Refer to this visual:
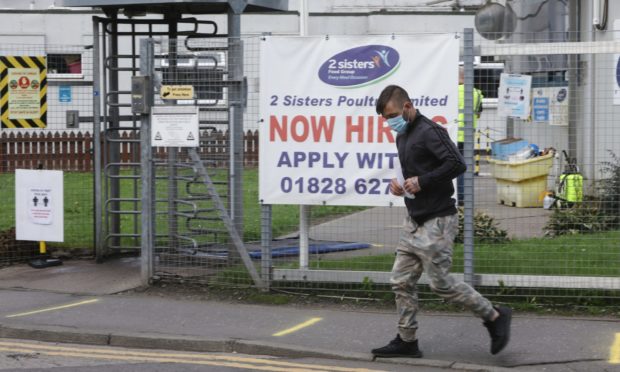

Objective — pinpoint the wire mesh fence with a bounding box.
[142,30,620,306]
[149,37,264,286]
[2,29,619,307]
[260,30,620,305]
[0,44,94,267]
[147,37,400,290]
[465,30,620,302]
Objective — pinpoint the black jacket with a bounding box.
[396,112,466,225]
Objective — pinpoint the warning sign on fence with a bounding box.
[151,106,199,147]
[0,56,47,128]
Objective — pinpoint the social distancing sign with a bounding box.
[15,169,64,242]
[0,56,47,128]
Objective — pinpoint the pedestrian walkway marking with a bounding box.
[5,299,99,318]
[0,340,385,372]
[609,333,620,363]
[272,317,323,337]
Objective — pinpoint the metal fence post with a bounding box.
[228,7,244,236]
[463,28,475,286]
[260,204,272,291]
[139,38,155,285]
[299,205,309,269]
[108,13,121,253]
[92,17,103,261]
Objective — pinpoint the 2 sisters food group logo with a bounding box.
[616,56,620,88]
[318,45,400,88]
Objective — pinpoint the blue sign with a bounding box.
[533,97,549,122]
[59,85,72,103]
[318,45,400,88]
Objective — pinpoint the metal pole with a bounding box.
[166,15,179,252]
[139,38,155,286]
[299,0,308,36]
[92,17,103,262]
[463,28,475,286]
[228,6,244,235]
[260,204,272,291]
[298,0,310,270]
[108,12,121,252]
[506,117,514,138]
[299,205,309,269]
[101,19,109,257]
[585,0,597,188]
[568,0,580,163]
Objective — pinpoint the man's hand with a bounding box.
[403,176,421,195]
[389,178,404,196]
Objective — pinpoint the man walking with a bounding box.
[371,85,511,358]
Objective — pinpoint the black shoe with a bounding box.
[484,306,512,355]
[371,334,423,358]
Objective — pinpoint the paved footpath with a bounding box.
[1,288,619,372]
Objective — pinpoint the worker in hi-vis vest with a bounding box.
[457,66,483,206]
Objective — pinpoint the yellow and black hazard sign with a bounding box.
[0,56,47,128]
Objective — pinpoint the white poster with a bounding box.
[532,87,568,126]
[151,106,199,147]
[498,73,532,119]
[15,169,64,242]
[259,35,459,206]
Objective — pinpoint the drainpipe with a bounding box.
[568,0,579,168]
[584,0,596,189]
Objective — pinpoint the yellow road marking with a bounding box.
[0,346,320,372]
[272,317,322,337]
[0,341,385,372]
[5,299,99,318]
[609,333,620,363]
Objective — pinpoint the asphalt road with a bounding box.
[0,339,456,372]
[1,288,620,371]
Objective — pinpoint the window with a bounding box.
[47,54,83,79]
[474,64,503,100]
[48,54,81,74]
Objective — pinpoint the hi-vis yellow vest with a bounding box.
[458,84,483,143]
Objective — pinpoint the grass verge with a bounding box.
[0,169,365,249]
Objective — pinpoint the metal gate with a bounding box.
[91,7,265,286]
[126,36,263,288]
[94,17,231,258]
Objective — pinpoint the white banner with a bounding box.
[259,35,459,206]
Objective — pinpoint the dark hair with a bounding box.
[375,85,411,115]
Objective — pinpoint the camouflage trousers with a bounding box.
[391,214,495,342]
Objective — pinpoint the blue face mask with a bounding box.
[387,115,408,134]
